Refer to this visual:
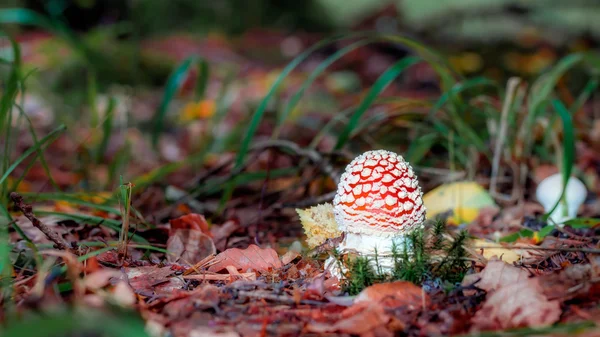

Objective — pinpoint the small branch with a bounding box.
[10,192,72,252]
[476,245,600,254]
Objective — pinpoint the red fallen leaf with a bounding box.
[307,302,388,334]
[208,244,282,273]
[169,213,211,236]
[355,281,428,310]
[471,278,561,330]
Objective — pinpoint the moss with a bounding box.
[341,219,471,294]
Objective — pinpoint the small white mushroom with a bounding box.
[535,173,587,224]
[326,150,426,277]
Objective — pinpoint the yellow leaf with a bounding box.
[423,181,497,224]
[471,239,522,263]
[296,203,341,248]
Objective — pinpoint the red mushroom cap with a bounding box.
[333,150,425,236]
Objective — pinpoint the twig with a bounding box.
[251,139,340,183]
[235,290,324,306]
[281,191,337,209]
[476,245,600,254]
[10,192,72,252]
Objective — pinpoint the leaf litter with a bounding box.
[4,17,600,337]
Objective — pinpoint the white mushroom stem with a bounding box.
[535,173,587,225]
[325,232,410,278]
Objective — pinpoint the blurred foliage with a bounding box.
[7,0,333,36]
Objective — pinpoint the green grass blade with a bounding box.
[21,192,119,214]
[523,53,584,156]
[542,99,576,221]
[570,77,598,113]
[10,106,61,192]
[0,8,98,66]
[406,132,438,164]
[2,307,150,337]
[194,59,210,100]
[273,39,371,138]
[152,57,194,147]
[429,76,497,119]
[152,56,207,148]
[0,124,66,189]
[334,56,421,149]
[96,97,116,163]
[33,210,148,244]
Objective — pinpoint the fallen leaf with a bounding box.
[281,250,300,265]
[462,259,529,292]
[126,266,184,295]
[169,213,211,236]
[211,220,240,251]
[296,203,341,248]
[83,269,123,290]
[471,278,561,330]
[464,259,561,330]
[355,281,427,310]
[469,239,537,264]
[208,244,282,273]
[306,302,388,334]
[423,181,498,224]
[167,229,216,265]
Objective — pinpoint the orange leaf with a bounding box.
[208,244,282,273]
[169,213,211,236]
[355,281,428,310]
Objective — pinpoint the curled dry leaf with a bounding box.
[167,229,216,266]
[296,203,341,248]
[208,244,282,273]
[168,213,216,265]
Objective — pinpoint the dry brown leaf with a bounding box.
[208,244,282,273]
[462,259,529,292]
[306,302,388,334]
[471,278,561,330]
[167,229,216,265]
[355,281,427,310]
[83,269,123,290]
[126,266,184,295]
[281,250,300,265]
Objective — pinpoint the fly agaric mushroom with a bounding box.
[536,173,587,224]
[327,150,426,275]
